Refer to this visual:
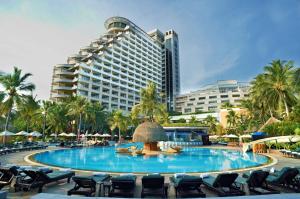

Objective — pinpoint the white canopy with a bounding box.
[240,134,252,138]
[66,133,76,137]
[222,134,239,138]
[29,131,42,137]
[58,132,68,136]
[16,131,29,136]
[0,130,15,136]
[86,134,93,137]
[209,135,220,139]
[93,133,101,137]
[50,133,57,137]
[100,133,111,137]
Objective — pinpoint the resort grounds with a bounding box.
[1,145,299,199]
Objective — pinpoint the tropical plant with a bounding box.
[221,102,234,109]
[226,109,238,129]
[14,95,40,132]
[203,115,218,134]
[47,102,69,135]
[109,110,128,143]
[67,96,89,138]
[132,82,168,123]
[250,60,297,118]
[0,67,35,130]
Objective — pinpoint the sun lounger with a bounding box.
[16,169,74,192]
[266,167,299,192]
[141,174,168,198]
[240,170,280,194]
[68,174,110,196]
[109,174,137,198]
[202,173,245,197]
[0,166,19,190]
[170,174,206,198]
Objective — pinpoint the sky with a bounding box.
[0,0,300,100]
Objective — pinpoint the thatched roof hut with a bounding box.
[133,122,167,143]
[258,117,281,132]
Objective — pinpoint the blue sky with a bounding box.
[0,0,300,99]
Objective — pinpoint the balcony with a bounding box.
[52,86,73,90]
[51,93,71,98]
[53,78,73,83]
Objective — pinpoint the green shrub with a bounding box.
[263,121,300,136]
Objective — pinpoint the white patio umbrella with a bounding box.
[209,135,220,139]
[0,130,15,145]
[222,134,239,138]
[58,132,68,136]
[29,131,42,137]
[240,134,251,138]
[66,133,76,137]
[16,131,29,136]
[93,133,101,137]
[86,134,93,137]
[50,133,57,137]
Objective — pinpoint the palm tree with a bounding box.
[109,110,128,143]
[16,95,40,132]
[67,96,89,139]
[39,100,55,140]
[203,115,217,134]
[132,82,168,123]
[47,103,69,135]
[0,67,35,130]
[221,102,234,109]
[84,101,106,132]
[251,60,297,118]
[226,109,238,129]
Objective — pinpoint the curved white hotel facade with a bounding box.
[176,80,250,113]
[50,17,180,111]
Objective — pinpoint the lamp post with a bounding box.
[42,111,46,142]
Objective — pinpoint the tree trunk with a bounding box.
[78,113,82,141]
[118,128,121,143]
[42,113,46,141]
[4,107,12,131]
[268,107,273,117]
[283,99,289,118]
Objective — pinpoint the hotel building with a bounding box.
[175,80,250,114]
[50,17,180,111]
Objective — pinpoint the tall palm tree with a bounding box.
[39,100,55,140]
[84,101,106,132]
[203,115,217,134]
[0,67,35,130]
[226,109,238,129]
[109,110,128,143]
[251,60,296,118]
[221,102,234,109]
[67,96,89,139]
[132,82,168,123]
[47,103,69,135]
[16,95,40,132]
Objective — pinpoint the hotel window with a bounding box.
[198,97,206,100]
[209,101,217,104]
[221,95,228,98]
[184,108,192,113]
[187,103,193,106]
[209,96,217,99]
[232,94,240,97]
[197,102,204,105]
[189,98,195,101]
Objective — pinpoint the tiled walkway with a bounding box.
[0,147,299,199]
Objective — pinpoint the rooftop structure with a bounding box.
[175,80,250,113]
[50,16,180,112]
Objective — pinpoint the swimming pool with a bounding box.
[32,145,270,173]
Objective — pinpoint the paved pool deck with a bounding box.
[0,146,299,199]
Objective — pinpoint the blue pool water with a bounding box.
[33,144,270,173]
